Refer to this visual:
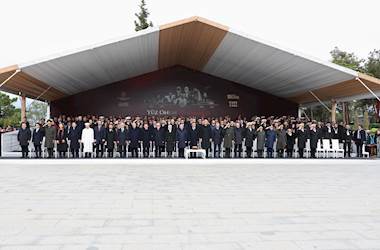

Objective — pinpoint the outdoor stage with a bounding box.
[0,159,379,250]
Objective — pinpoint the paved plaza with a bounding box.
[0,159,379,250]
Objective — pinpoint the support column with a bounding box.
[21,94,26,122]
[46,102,50,120]
[298,106,302,119]
[331,99,337,123]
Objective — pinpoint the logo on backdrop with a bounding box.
[227,94,239,108]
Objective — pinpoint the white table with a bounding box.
[184,148,206,159]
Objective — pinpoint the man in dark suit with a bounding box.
[244,122,256,158]
[176,123,188,158]
[68,121,81,158]
[343,124,353,158]
[17,122,31,158]
[32,123,44,158]
[296,123,307,158]
[140,123,152,158]
[200,119,212,158]
[116,123,128,158]
[309,123,319,158]
[353,125,366,158]
[93,120,106,158]
[127,121,140,158]
[212,122,223,158]
[188,121,199,158]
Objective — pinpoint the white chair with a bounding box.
[362,144,370,158]
[252,139,257,158]
[331,139,344,158]
[304,139,311,158]
[316,141,325,158]
[322,139,334,158]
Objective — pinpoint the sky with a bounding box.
[0,0,379,69]
[1,0,380,107]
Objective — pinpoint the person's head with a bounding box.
[59,123,64,129]
[120,122,125,129]
[168,124,173,131]
[287,128,292,134]
[35,123,41,129]
[97,120,102,126]
[179,123,184,130]
[21,122,26,129]
[131,121,136,129]
[345,124,350,129]
[258,126,263,131]
[109,123,114,129]
[143,123,149,130]
[358,125,362,130]
[156,122,161,129]
[191,122,196,128]
[216,121,220,129]
[235,122,240,128]
[47,119,52,126]
[72,122,77,128]
[85,122,90,129]
[377,130,380,135]
[279,124,283,130]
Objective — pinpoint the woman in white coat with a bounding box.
[81,122,94,158]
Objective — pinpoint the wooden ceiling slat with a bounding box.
[159,16,229,71]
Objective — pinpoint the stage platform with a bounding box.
[0,159,379,250]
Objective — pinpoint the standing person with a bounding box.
[222,122,234,158]
[256,126,266,158]
[140,123,152,158]
[93,120,106,158]
[81,122,95,158]
[32,123,44,158]
[244,122,256,158]
[105,123,116,158]
[116,123,128,158]
[276,124,286,158]
[68,121,81,158]
[296,123,307,158]
[165,124,176,157]
[56,123,68,158]
[377,130,380,158]
[17,122,31,158]
[212,122,223,158]
[233,122,243,158]
[127,121,140,158]
[265,125,276,158]
[176,123,188,158]
[200,119,212,158]
[343,124,353,158]
[309,124,319,158]
[44,119,56,158]
[188,122,199,158]
[153,122,165,158]
[353,125,366,158]
[286,128,296,158]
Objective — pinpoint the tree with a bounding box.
[134,0,153,31]
[26,101,48,126]
[330,47,365,72]
[0,92,20,127]
[366,49,380,78]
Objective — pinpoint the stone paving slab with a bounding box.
[0,159,379,250]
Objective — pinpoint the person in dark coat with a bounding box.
[323,122,333,140]
[265,125,276,158]
[176,123,188,158]
[343,124,353,158]
[44,119,56,158]
[276,124,287,158]
[32,123,44,158]
[140,123,152,158]
[286,128,296,158]
[68,121,81,158]
[296,123,307,158]
[212,122,223,158]
[256,126,266,158]
[222,122,234,158]
[116,123,128,158]
[200,119,212,158]
[188,122,199,158]
[152,123,165,158]
[234,122,244,158]
[244,122,256,158]
[17,122,31,158]
[309,124,319,158]
[93,120,106,158]
[165,124,176,157]
[105,123,116,158]
[127,122,140,158]
[353,125,366,157]
[56,123,68,158]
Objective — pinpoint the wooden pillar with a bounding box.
[331,99,337,123]
[21,94,26,122]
